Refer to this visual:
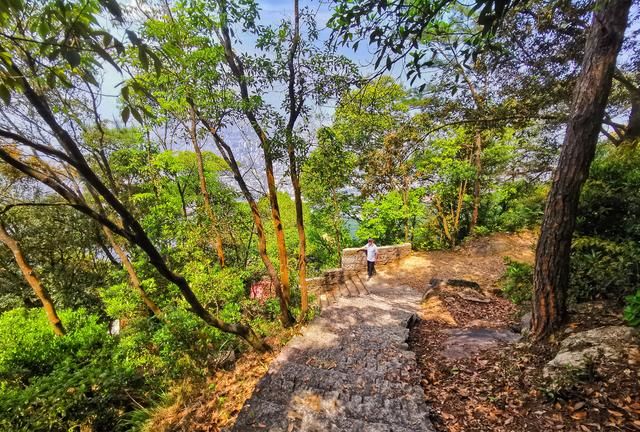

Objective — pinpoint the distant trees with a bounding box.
[0,0,268,350]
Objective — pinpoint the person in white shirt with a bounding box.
[362,238,378,279]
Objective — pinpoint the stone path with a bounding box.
[231,276,434,432]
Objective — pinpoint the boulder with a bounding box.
[446,279,481,291]
[544,326,639,379]
[457,287,491,303]
[518,312,532,336]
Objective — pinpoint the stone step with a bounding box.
[233,394,433,432]
[249,363,429,427]
[289,322,410,348]
[273,345,420,381]
[255,361,427,408]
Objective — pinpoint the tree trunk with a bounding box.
[285,0,308,316]
[331,190,343,263]
[402,174,410,242]
[531,0,631,341]
[289,154,308,316]
[0,223,66,336]
[102,226,163,317]
[216,13,291,302]
[0,63,269,351]
[188,108,225,267]
[201,123,294,327]
[264,156,291,302]
[470,132,482,232]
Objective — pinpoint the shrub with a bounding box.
[624,290,640,327]
[577,145,640,243]
[501,258,533,304]
[0,308,141,432]
[569,236,640,303]
[116,307,236,382]
[480,181,547,232]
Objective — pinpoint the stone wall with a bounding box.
[306,268,346,294]
[306,243,412,294]
[341,243,412,272]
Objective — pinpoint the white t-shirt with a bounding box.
[365,243,378,262]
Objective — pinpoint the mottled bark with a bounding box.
[532,0,631,341]
[0,223,65,336]
[188,108,225,267]
[470,132,482,232]
[286,0,308,316]
[102,227,162,316]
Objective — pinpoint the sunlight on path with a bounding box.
[231,275,434,432]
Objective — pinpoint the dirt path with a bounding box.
[377,231,536,294]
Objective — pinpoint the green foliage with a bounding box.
[302,129,357,270]
[0,206,109,314]
[0,308,140,432]
[577,145,640,243]
[570,145,640,306]
[569,236,640,303]
[480,181,547,232]
[501,259,533,304]
[357,189,425,244]
[624,290,640,327]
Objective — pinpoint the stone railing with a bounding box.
[306,243,412,294]
[341,243,412,272]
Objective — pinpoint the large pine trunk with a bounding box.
[0,223,66,336]
[531,0,631,340]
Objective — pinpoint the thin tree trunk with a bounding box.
[0,62,269,351]
[290,166,308,315]
[102,226,162,316]
[532,0,631,341]
[264,157,291,302]
[285,0,308,316]
[188,108,225,267]
[470,132,482,232]
[402,175,409,242]
[331,190,343,263]
[0,222,66,336]
[216,12,291,302]
[196,115,294,327]
[433,195,453,246]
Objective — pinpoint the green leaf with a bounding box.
[46,71,56,88]
[92,43,120,72]
[99,0,123,22]
[63,49,81,68]
[121,106,130,124]
[138,46,149,70]
[0,85,10,105]
[83,71,99,87]
[131,107,143,124]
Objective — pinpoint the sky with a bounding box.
[97,0,386,121]
[94,0,395,194]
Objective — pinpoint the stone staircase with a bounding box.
[231,277,434,432]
